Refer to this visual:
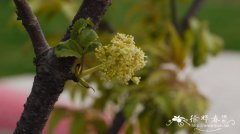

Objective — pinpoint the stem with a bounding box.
[79,64,102,78]
[170,0,178,30]
[107,111,125,134]
[178,0,205,36]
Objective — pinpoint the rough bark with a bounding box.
[13,0,112,134]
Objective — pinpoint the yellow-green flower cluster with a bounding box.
[95,33,147,85]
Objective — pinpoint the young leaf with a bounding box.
[192,24,208,67]
[55,39,82,58]
[70,18,93,41]
[86,41,102,53]
[77,28,98,48]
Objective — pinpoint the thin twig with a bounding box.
[107,111,125,134]
[178,0,205,35]
[170,0,178,30]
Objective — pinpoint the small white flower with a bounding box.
[172,116,183,123]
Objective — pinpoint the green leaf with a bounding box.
[149,113,161,134]
[69,18,100,53]
[70,112,86,134]
[207,34,223,56]
[86,41,102,52]
[201,29,223,56]
[91,117,108,134]
[70,18,93,41]
[55,39,82,58]
[167,23,186,68]
[192,24,208,67]
[48,107,67,134]
[153,96,172,117]
[123,96,139,119]
[139,117,149,134]
[126,124,134,134]
[77,28,98,47]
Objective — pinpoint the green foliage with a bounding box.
[29,0,82,20]
[55,18,100,58]
[55,39,82,58]
[123,95,140,120]
[190,19,223,67]
[70,112,86,134]
[48,107,68,134]
[126,124,134,134]
[90,117,108,134]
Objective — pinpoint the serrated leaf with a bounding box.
[48,107,67,134]
[55,39,82,58]
[71,18,94,40]
[71,19,89,40]
[68,18,100,53]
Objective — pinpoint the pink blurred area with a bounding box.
[0,85,127,134]
[0,86,69,134]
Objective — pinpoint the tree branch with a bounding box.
[99,20,115,33]
[178,0,205,35]
[13,0,111,133]
[13,0,50,57]
[62,0,112,41]
[107,111,125,134]
[170,0,178,30]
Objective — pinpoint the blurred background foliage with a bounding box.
[0,0,238,133]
